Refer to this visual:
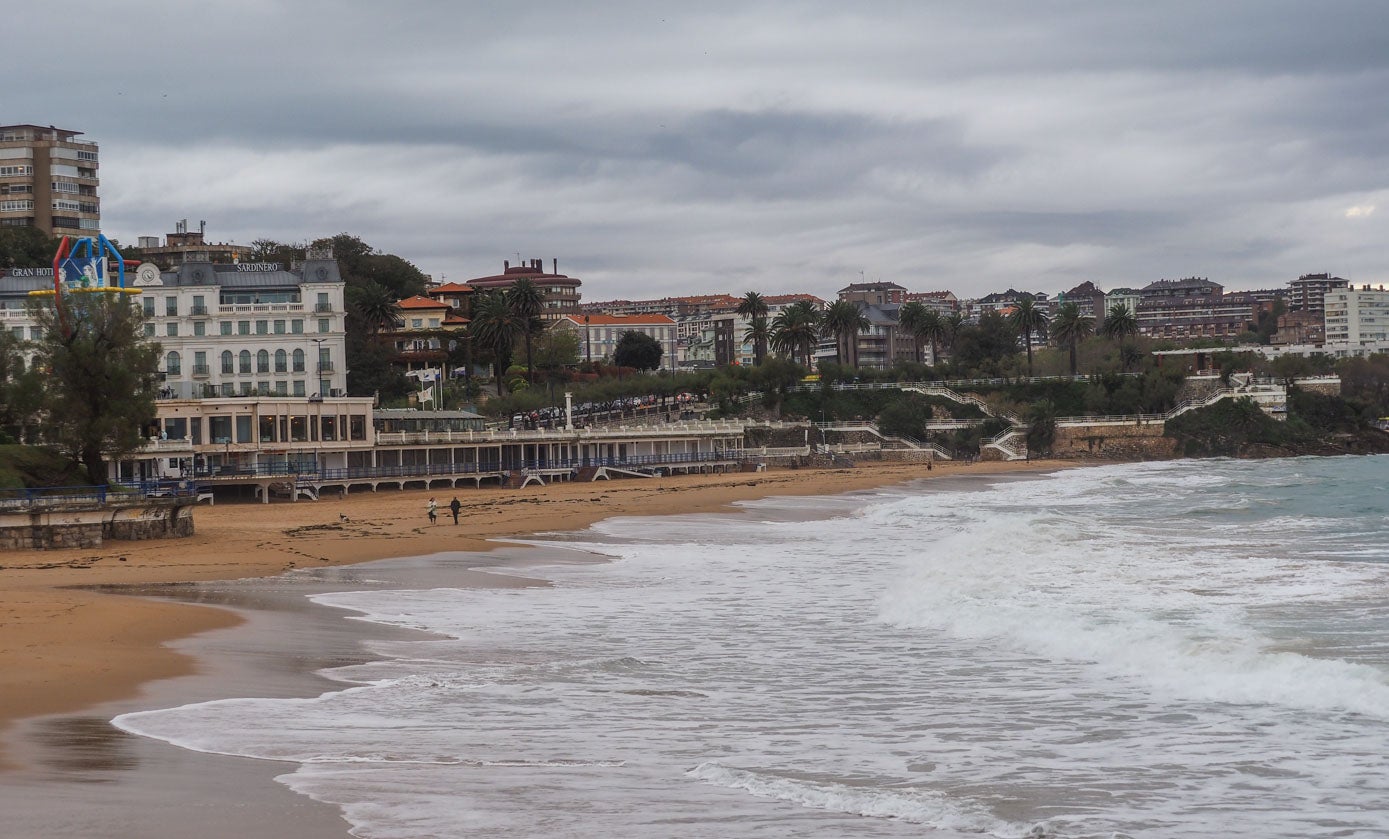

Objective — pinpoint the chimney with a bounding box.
[553,258,558,275]
[504,260,509,270]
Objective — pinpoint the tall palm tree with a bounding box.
[770,301,822,367]
[1007,298,1049,377]
[506,278,546,383]
[919,309,946,366]
[742,318,771,366]
[1049,302,1095,376]
[898,301,930,364]
[469,292,525,396]
[737,291,770,365]
[352,281,400,335]
[1102,303,1139,371]
[942,312,964,359]
[822,300,870,368]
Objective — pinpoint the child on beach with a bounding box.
[427,497,438,525]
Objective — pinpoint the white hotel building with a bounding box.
[1,249,374,480]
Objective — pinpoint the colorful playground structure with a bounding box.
[26,234,141,335]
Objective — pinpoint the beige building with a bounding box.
[0,124,99,237]
[552,313,678,370]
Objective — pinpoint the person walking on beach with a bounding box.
[449,496,461,525]
[427,497,438,525]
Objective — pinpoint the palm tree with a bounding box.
[898,301,930,364]
[506,278,546,384]
[919,309,946,366]
[942,312,964,359]
[1102,303,1139,371]
[737,291,770,365]
[770,301,822,367]
[1007,297,1049,377]
[469,292,525,395]
[821,300,870,367]
[352,281,400,335]
[1049,302,1095,376]
[742,318,771,366]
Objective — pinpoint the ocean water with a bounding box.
[115,457,1389,838]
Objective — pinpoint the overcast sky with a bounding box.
[12,2,1389,301]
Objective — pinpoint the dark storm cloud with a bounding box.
[8,1,1389,298]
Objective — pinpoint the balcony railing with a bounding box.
[316,362,335,373]
[191,364,211,377]
[190,305,210,316]
[314,302,334,313]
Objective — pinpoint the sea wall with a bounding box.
[0,500,194,551]
[1052,423,1178,460]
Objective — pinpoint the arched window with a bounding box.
[222,350,234,374]
[239,350,252,374]
[256,349,269,373]
[166,351,181,375]
[292,348,305,373]
[274,349,288,373]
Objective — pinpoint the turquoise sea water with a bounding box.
[117,456,1389,837]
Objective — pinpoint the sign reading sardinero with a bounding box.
[226,262,281,272]
[4,267,56,278]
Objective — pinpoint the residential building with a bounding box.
[903,290,959,315]
[1271,309,1325,346]
[1140,277,1223,300]
[464,258,581,319]
[1104,288,1142,320]
[383,295,467,375]
[134,220,249,268]
[839,281,907,307]
[552,313,678,371]
[0,124,100,236]
[1288,273,1349,313]
[1324,286,1389,346]
[1053,282,1106,319]
[425,281,476,318]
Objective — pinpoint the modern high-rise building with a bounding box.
[1288,273,1349,314]
[0,124,99,236]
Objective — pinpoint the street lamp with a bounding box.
[311,338,328,397]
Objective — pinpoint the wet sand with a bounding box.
[0,460,1070,836]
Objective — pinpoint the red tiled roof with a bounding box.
[398,295,449,310]
[558,313,675,326]
[429,282,475,294]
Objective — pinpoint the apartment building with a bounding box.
[0,124,99,236]
[464,258,581,319]
[552,313,678,370]
[1324,286,1389,346]
[134,220,249,269]
[1288,273,1349,314]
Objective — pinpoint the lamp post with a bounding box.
[311,338,328,397]
[584,315,592,364]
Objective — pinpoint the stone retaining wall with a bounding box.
[0,500,195,550]
[1052,423,1178,460]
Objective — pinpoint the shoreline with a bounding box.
[0,459,1072,766]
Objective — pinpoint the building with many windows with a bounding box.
[552,313,678,370]
[1,248,372,482]
[1324,286,1389,346]
[463,258,581,319]
[0,124,100,236]
[1288,273,1349,313]
[134,220,250,269]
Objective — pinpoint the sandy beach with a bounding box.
[0,459,1069,837]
